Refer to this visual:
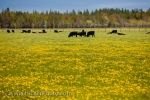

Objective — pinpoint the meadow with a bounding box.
[0,28,150,100]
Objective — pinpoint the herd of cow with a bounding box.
[68,30,95,37]
[6,29,150,37]
[7,29,47,33]
[6,29,95,37]
[21,29,47,33]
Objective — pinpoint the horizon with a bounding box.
[0,0,150,12]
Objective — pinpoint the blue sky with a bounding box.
[0,0,149,12]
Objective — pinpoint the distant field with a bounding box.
[0,28,150,100]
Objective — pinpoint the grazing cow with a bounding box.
[12,30,15,33]
[108,30,117,34]
[68,31,78,37]
[27,30,30,33]
[42,30,47,33]
[32,32,36,33]
[54,30,58,33]
[21,30,31,33]
[54,30,63,33]
[118,33,126,35]
[87,31,95,37]
[21,30,26,33]
[39,30,47,33]
[78,30,86,37]
[7,30,11,33]
[111,30,117,33]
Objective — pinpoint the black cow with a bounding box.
[21,30,26,33]
[54,30,58,33]
[54,30,63,33]
[7,30,11,33]
[27,30,31,33]
[68,31,78,37]
[108,30,118,34]
[42,30,47,33]
[39,30,47,33]
[87,31,95,37]
[12,30,15,33]
[111,30,117,33]
[118,33,126,35]
[22,30,31,33]
[32,32,36,33]
[78,30,86,37]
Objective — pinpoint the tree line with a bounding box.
[0,8,150,28]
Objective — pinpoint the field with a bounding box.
[0,28,150,100]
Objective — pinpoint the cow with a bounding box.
[108,30,118,34]
[68,31,78,37]
[21,30,26,33]
[27,30,30,33]
[32,32,36,33]
[21,30,31,33]
[39,30,47,33]
[118,33,126,35]
[7,29,11,33]
[42,30,47,33]
[87,31,95,37]
[12,30,15,33]
[54,30,58,33]
[78,30,86,37]
[112,30,117,33]
[54,30,63,33]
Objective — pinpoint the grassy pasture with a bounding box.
[0,28,150,100]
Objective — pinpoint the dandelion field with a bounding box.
[0,29,150,100]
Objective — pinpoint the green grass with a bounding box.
[0,29,150,100]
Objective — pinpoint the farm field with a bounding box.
[0,28,150,100]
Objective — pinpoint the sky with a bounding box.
[0,0,149,12]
